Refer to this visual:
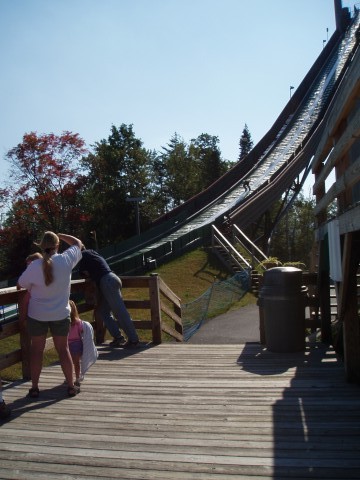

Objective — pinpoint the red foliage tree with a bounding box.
[6,131,87,232]
[0,131,88,278]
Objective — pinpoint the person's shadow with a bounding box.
[1,382,73,423]
[1,343,154,423]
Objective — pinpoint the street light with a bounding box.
[90,230,98,250]
[289,85,294,99]
[323,39,326,49]
[126,197,144,235]
[0,213,6,229]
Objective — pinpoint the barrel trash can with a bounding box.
[258,267,306,352]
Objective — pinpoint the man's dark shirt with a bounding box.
[78,249,112,285]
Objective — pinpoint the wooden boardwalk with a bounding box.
[1,342,360,479]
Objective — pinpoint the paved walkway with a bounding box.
[187,303,261,344]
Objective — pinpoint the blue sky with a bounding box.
[0,0,358,193]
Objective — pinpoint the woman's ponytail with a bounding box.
[38,231,60,286]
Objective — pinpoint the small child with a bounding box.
[68,300,98,386]
[68,300,84,386]
[26,252,43,266]
[18,253,43,324]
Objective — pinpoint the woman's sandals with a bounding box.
[27,387,40,398]
[67,385,80,397]
[27,384,79,398]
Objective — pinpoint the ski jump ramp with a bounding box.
[104,8,360,274]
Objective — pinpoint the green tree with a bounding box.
[239,124,253,161]
[81,124,153,244]
[269,193,316,267]
[160,133,228,209]
[189,133,227,192]
[146,149,170,216]
[161,133,198,209]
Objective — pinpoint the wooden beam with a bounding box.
[161,303,182,328]
[314,156,360,216]
[0,349,22,370]
[315,203,360,241]
[342,235,360,383]
[313,112,360,194]
[318,240,332,343]
[161,323,183,342]
[148,274,162,344]
[338,233,352,320]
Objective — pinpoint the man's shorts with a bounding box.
[27,317,71,337]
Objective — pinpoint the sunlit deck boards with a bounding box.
[1,343,360,479]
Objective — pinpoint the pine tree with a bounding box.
[239,124,253,161]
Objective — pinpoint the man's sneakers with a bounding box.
[109,336,126,347]
[123,340,140,349]
[0,400,11,420]
[109,338,140,349]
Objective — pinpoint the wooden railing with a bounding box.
[0,274,183,379]
[232,224,268,268]
[211,225,251,273]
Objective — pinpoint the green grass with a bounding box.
[1,246,255,381]
[150,247,231,302]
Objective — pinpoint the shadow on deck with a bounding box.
[1,341,360,479]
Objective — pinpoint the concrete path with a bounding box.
[187,303,261,344]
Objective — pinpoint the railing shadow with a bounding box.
[95,342,154,362]
[237,341,359,478]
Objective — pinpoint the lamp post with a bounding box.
[126,197,144,235]
[289,85,294,99]
[0,213,6,229]
[90,230,98,250]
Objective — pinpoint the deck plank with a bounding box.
[1,343,360,479]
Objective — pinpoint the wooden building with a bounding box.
[312,3,360,382]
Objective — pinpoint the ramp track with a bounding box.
[106,12,360,273]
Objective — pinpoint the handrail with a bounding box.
[0,275,183,380]
[212,225,251,271]
[232,224,268,266]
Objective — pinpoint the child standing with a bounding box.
[18,253,43,325]
[68,300,98,386]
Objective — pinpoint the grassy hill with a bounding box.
[152,246,256,311]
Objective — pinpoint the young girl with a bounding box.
[68,300,98,386]
[18,253,43,325]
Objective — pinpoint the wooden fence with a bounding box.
[0,274,183,380]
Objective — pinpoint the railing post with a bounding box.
[18,290,31,380]
[149,273,162,344]
[82,280,106,344]
[93,305,106,345]
[174,303,182,338]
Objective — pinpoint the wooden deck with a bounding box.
[1,342,360,479]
